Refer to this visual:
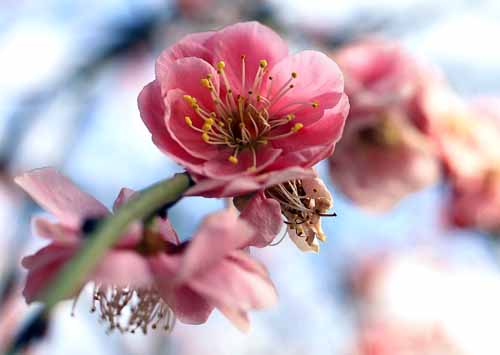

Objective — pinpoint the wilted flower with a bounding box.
[328,39,441,212]
[139,21,348,197]
[237,176,335,252]
[16,168,277,333]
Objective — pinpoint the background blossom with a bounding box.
[329,39,441,211]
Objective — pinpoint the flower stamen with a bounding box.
[86,285,175,334]
[185,60,317,171]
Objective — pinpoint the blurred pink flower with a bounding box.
[236,176,335,253]
[355,322,462,355]
[328,39,441,212]
[16,168,277,333]
[424,92,500,233]
[349,250,500,355]
[139,21,348,197]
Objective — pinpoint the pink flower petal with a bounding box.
[202,147,283,179]
[167,285,213,325]
[178,209,255,280]
[185,167,315,197]
[269,144,335,170]
[271,93,349,152]
[188,255,278,311]
[156,217,180,245]
[22,244,77,303]
[240,192,282,247]
[93,250,153,288]
[165,89,222,160]
[160,57,220,107]
[138,81,205,174]
[15,168,109,227]
[184,177,262,198]
[227,250,270,279]
[156,31,214,81]
[255,166,316,186]
[214,304,250,333]
[112,187,136,212]
[149,254,213,324]
[32,217,80,245]
[267,50,344,125]
[205,21,288,93]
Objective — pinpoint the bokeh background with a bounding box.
[1,0,500,354]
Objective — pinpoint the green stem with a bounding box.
[40,172,192,309]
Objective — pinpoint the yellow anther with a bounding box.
[286,114,295,121]
[228,155,238,164]
[218,121,225,127]
[312,101,319,108]
[201,132,210,143]
[239,122,246,129]
[258,139,268,145]
[291,123,304,132]
[259,59,268,68]
[247,166,257,172]
[184,116,193,126]
[183,95,199,108]
[256,95,261,102]
[210,112,217,118]
[202,118,214,131]
[217,61,225,70]
[291,72,298,78]
[200,78,211,88]
[207,73,212,79]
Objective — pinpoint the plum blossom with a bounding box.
[328,38,441,212]
[236,176,335,253]
[139,21,348,197]
[423,91,500,233]
[16,168,277,333]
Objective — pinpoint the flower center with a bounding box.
[89,285,175,334]
[265,179,334,247]
[183,56,320,171]
[357,116,401,147]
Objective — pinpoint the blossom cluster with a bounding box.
[17,21,347,334]
[328,38,500,235]
[15,20,500,340]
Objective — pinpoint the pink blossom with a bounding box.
[424,92,500,233]
[138,21,348,197]
[328,39,441,212]
[16,168,277,332]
